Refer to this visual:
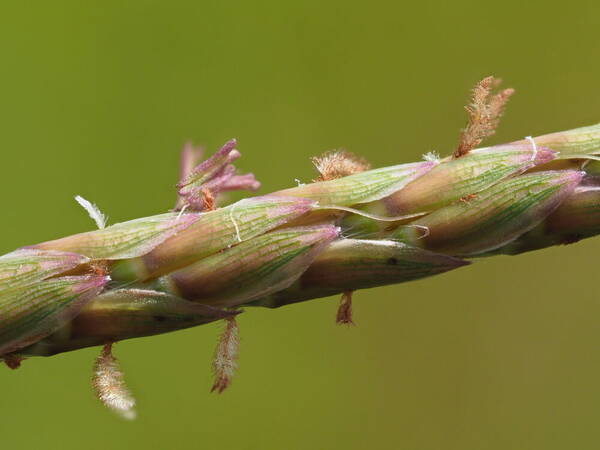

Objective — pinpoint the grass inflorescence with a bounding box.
[2,77,600,418]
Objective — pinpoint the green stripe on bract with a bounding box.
[0,249,88,287]
[491,184,600,255]
[33,213,198,260]
[392,171,583,256]
[21,288,235,356]
[272,161,435,206]
[112,196,317,282]
[545,185,600,236]
[0,274,107,356]
[159,225,339,307]
[383,145,555,215]
[251,239,469,308]
[511,123,600,159]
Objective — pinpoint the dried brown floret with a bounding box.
[3,354,24,369]
[211,316,239,393]
[454,76,515,158]
[311,150,371,181]
[336,290,355,325]
[201,188,216,211]
[92,343,136,420]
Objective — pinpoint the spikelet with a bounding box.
[211,316,239,393]
[92,343,136,420]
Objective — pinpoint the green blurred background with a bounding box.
[1,1,600,449]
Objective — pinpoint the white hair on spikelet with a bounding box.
[422,151,440,162]
[75,195,107,229]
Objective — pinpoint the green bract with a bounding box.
[112,196,317,281]
[391,171,583,256]
[34,213,198,260]
[251,239,470,308]
[156,225,339,307]
[511,123,600,160]
[0,274,107,356]
[274,160,435,206]
[22,288,235,356]
[0,249,89,285]
[383,145,555,214]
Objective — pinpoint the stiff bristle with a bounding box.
[311,150,371,181]
[92,343,136,420]
[454,76,514,158]
[211,316,239,393]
